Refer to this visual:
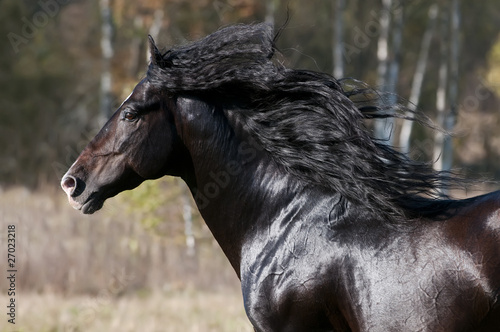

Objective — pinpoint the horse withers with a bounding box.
[61,23,500,331]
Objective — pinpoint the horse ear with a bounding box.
[148,35,163,66]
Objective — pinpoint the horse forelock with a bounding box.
[147,23,462,223]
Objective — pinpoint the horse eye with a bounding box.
[123,111,138,122]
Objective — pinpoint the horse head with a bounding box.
[61,42,187,214]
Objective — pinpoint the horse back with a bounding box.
[333,191,500,331]
[445,190,500,271]
[441,190,500,330]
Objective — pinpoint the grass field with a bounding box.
[0,186,253,331]
[0,290,252,332]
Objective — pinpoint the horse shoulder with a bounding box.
[239,196,355,331]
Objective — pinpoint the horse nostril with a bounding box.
[61,175,77,196]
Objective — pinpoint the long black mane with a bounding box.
[147,23,461,222]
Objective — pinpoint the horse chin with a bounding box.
[81,197,104,214]
[69,191,105,214]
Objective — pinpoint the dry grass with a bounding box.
[0,186,252,331]
[0,184,240,291]
[0,291,252,332]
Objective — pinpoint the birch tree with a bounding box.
[382,1,404,146]
[433,0,461,179]
[181,181,195,257]
[99,0,114,125]
[373,0,392,141]
[333,0,345,78]
[433,7,449,172]
[265,0,277,26]
[376,0,392,89]
[148,8,164,63]
[399,5,438,154]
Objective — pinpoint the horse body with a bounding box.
[175,96,500,331]
[61,24,500,331]
[158,93,500,331]
[238,188,500,331]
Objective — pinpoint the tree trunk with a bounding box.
[181,181,195,257]
[373,0,392,141]
[376,0,392,88]
[399,5,438,154]
[147,9,164,62]
[265,0,276,26]
[128,16,144,78]
[375,0,404,145]
[99,0,113,126]
[442,0,461,173]
[333,0,345,78]
[433,6,449,173]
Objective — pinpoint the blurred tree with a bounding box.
[99,0,114,123]
[433,0,461,181]
[399,4,438,154]
[332,0,345,78]
[265,0,277,25]
[373,0,393,142]
[442,0,461,173]
[433,4,450,173]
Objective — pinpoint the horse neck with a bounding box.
[173,97,302,276]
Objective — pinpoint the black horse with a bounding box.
[61,23,500,331]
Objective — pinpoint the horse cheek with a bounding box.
[132,127,170,179]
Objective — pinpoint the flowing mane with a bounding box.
[147,23,460,222]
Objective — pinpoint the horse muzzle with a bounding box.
[61,174,83,208]
[61,172,109,214]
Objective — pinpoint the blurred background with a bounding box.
[0,0,499,331]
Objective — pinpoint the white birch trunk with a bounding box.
[333,0,345,78]
[265,0,276,26]
[374,0,392,141]
[399,5,438,154]
[147,9,164,63]
[149,9,164,41]
[181,181,195,257]
[433,8,449,172]
[99,0,113,126]
[375,0,404,145]
[376,0,392,88]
